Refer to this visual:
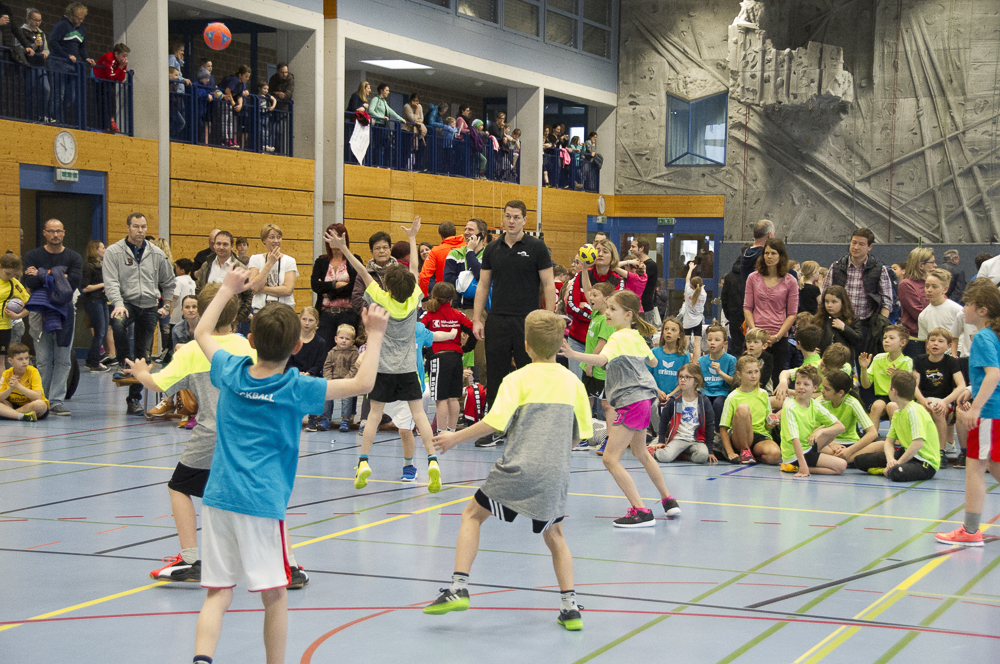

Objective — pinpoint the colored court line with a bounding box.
[0,421,155,446]
[793,554,952,663]
[0,481,168,516]
[96,526,128,535]
[0,580,170,632]
[24,541,60,550]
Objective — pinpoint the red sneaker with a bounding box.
[934,527,984,547]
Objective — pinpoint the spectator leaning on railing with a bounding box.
[92,42,129,133]
[18,9,50,122]
[267,62,293,111]
[369,83,403,125]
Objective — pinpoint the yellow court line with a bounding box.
[793,555,952,664]
[0,580,171,632]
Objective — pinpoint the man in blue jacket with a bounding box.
[48,2,94,119]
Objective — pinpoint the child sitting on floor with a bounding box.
[651,362,716,464]
[778,364,847,477]
[0,342,48,421]
[859,325,913,424]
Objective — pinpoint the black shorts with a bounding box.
[369,371,423,403]
[475,489,563,534]
[429,352,464,401]
[802,443,820,468]
[168,463,210,498]
[685,325,702,337]
[752,432,772,445]
[582,374,605,400]
[0,328,10,355]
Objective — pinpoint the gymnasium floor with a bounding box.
[1,373,999,664]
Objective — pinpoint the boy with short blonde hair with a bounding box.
[918,269,962,351]
[859,325,913,424]
[913,327,965,461]
[0,342,48,421]
[424,310,592,630]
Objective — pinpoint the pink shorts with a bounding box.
[967,418,1000,463]
[613,399,653,431]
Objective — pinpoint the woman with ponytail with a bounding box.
[682,260,707,361]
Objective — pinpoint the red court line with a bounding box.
[0,421,154,445]
[96,526,128,534]
[1,519,28,522]
[865,528,893,531]
[755,522,781,525]
[910,595,944,601]
[701,519,728,523]
[154,515,172,520]
[962,601,1000,609]
[987,510,1000,525]
[845,588,884,594]
[57,517,87,520]
[809,525,836,528]
[24,541,60,550]
[114,516,143,519]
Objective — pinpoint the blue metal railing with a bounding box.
[0,48,134,135]
[344,114,520,184]
[543,151,599,192]
[170,84,293,156]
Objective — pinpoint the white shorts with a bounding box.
[384,400,414,431]
[201,505,291,592]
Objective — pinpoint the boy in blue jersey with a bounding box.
[191,266,389,664]
[698,324,736,425]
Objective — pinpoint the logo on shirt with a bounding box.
[125,257,134,266]
[925,369,944,384]
[681,405,698,424]
[517,251,529,257]
[239,391,275,402]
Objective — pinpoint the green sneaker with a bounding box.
[558,608,583,631]
[354,460,371,489]
[423,588,469,615]
[867,467,885,476]
[20,411,38,422]
[427,460,442,493]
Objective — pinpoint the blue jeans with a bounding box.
[111,303,159,402]
[32,309,75,408]
[83,298,108,366]
[323,397,356,421]
[567,336,585,380]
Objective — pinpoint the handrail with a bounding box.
[543,151,599,192]
[170,83,293,156]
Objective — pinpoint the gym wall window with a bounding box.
[666,92,728,166]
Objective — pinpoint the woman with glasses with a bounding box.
[899,248,937,359]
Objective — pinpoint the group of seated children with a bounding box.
[627,307,967,482]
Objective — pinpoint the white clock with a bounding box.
[54,131,77,166]
[597,195,606,214]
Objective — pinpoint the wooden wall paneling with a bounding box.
[344,195,391,221]
[170,208,313,240]
[389,170,415,200]
[107,203,157,238]
[613,195,725,218]
[389,199,415,223]
[170,180,314,217]
[0,161,19,196]
[170,143,314,191]
[413,174,473,204]
[339,220,395,248]
[344,164,391,199]
[541,188,601,215]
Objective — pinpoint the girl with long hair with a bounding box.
[813,284,862,364]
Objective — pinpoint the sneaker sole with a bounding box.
[613,519,655,528]
[427,464,441,493]
[934,535,984,547]
[423,599,469,615]
[354,466,371,490]
[665,507,681,517]
[558,617,583,631]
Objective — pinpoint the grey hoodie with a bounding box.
[103,238,175,309]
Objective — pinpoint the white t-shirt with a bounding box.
[673,397,701,443]
[170,274,196,324]
[977,256,1000,285]
[951,310,978,357]
[208,255,237,285]
[682,285,707,329]
[248,253,299,310]
[917,299,962,345]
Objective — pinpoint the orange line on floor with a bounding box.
[96,526,128,534]
[25,541,60,550]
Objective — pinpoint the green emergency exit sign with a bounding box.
[657,217,676,225]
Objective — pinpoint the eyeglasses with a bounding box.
[43,229,65,234]
[922,260,937,266]
[677,375,694,381]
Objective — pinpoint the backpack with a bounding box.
[463,383,487,424]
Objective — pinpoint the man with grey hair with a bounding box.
[941,249,966,303]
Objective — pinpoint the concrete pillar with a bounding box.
[507,86,543,230]
[113,0,169,237]
[322,18,346,249]
[588,105,616,195]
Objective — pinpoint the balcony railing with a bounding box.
[0,48,133,135]
[344,114,520,183]
[543,152,599,192]
[170,84,293,156]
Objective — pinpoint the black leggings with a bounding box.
[318,308,360,355]
[768,335,790,390]
[854,447,937,482]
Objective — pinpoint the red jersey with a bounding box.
[93,52,127,82]
[565,268,626,342]
[421,303,476,354]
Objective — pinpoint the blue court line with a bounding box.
[721,465,754,476]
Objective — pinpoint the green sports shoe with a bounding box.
[354,460,372,489]
[558,608,583,631]
[867,467,886,476]
[423,587,469,614]
[20,411,38,422]
[427,460,442,493]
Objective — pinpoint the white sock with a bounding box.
[560,590,578,611]
[450,572,469,593]
[180,547,198,564]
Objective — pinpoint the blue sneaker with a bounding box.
[400,465,418,482]
[316,417,330,432]
[596,436,608,456]
[339,419,350,432]
[572,441,590,451]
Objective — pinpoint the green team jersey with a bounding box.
[583,312,615,380]
[720,388,771,437]
[887,400,941,470]
[780,397,839,463]
[789,354,852,390]
[868,352,913,396]
[818,395,872,442]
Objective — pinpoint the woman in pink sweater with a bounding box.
[898,247,935,359]
[743,238,799,389]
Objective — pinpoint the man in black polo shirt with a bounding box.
[472,200,557,446]
[631,237,660,327]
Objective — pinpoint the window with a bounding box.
[583,0,610,25]
[548,0,575,11]
[416,0,450,6]
[505,0,539,36]
[582,23,609,57]
[666,93,728,166]
[545,9,577,47]
[459,0,498,22]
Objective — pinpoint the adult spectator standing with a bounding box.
[940,249,966,303]
[104,213,175,415]
[720,249,747,343]
[898,247,936,359]
[48,2,95,119]
[743,238,798,388]
[472,200,556,446]
[22,218,82,416]
[247,223,298,314]
[18,9,50,123]
[631,237,661,327]
[822,227,894,356]
[193,228,221,271]
[349,229,398,316]
[314,223,361,354]
[443,218,488,381]
[267,62,293,110]
[426,102,447,132]
[419,221,464,296]
[733,220,775,355]
[369,83,404,124]
[92,42,129,133]
[80,240,109,373]
[402,93,426,141]
[347,81,369,113]
[193,230,250,325]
